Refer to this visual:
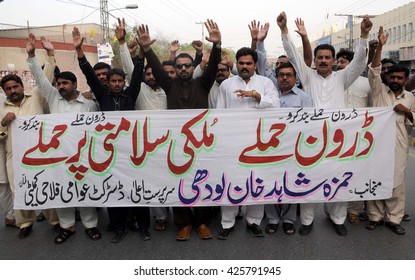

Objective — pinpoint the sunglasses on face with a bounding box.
[175,63,193,69]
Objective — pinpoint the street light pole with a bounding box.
[99,0,138,42]
[196,21,205,51]
[335,13,354,51]
[100,0,109,42]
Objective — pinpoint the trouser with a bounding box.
[0,141,13,220]
[15,209,59,228]
[108,206,150,232]
[347,201,365,215]
[301,202,347,225]
[367,182,405,224]
[173,206,212,228]
[0,183,14,220]
[6,151,59,228]
[56,207,98,229]
[265,203,296,224]
[221,205,264,229]
[151,207,168,220]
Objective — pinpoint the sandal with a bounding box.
[85,227,102,241]
[154,219,166,231]
[385,222,406,235]
[54,229,75,244]
[366,220,384,230]
[265,223,278,234]
[283,222,296,235]
[347,213,360,224]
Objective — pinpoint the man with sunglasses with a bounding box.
[137,20,222,241]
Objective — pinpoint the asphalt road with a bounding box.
[1,150,415,261]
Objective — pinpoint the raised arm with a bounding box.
[248,20,260,51]
[116,18,134,84]
[169,40,180,62]
[371,26,387,68]
[26,35,59,104]
[192,40,203,67]
[73,27,105,103]
[278,12,310,85]
[138,24,171,91]
[295,18,312,67]
[368,26,388,100]
[200,19,222,90]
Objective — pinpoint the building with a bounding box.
[312,2,415,70]
[0,23,102,92]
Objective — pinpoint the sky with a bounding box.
[0,0,414,57]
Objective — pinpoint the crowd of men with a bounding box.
[1,13,415,245]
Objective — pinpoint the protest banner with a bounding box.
[11,107,395,209]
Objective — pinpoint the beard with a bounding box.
[389,82,403,92]
[7,92,24,103]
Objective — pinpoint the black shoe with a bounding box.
[18,225,33,239]
[217,227,234,240]
[403,213,411,222]
[128,220,140,232]
[299,223,313,235]
[246,223,264,237]
[385,222,405,235]
[358,211,369,221]
[111,228,127,243]
[36,213,46,222]
[366,220,384,230]
[140,229,152,241]
[332,222,348,236]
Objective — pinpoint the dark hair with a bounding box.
[144,64,152,71]
[314,44,335,59]
[277,55,288,59]
[336,49,354,62]
[276,62,296,76]
[173,53,194,65]
[93,62,111,71]
[162,60,174,67]
[218,63,230,71]
[106,68,126,80]
[235,47,258,63]
[55,71,77,83]
[388,64,410,78]
[381,58,396,66]
[1,74,23,89]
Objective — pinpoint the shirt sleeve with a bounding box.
[119,43,134,85]
[27,57,58,106]
[257,77,280,109]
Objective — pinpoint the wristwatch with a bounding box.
[252,90,257,98]
[214,42,222,49]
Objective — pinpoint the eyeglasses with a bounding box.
[217,68,229,72]
[175,63,193,69]
[277,72,295,78]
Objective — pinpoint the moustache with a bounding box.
[389,82,402,90]
[241,68,248,73]
[319,63,328,67]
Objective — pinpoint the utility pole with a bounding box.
[196,21,205,50]
[100,0,109,42]
[335,13,354,51]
